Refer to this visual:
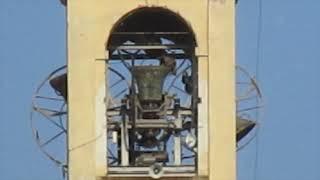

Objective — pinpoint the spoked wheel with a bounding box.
[236,65,263,150]
[30,65,68,177]
[31,65,131,176]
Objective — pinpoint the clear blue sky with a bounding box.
[1,0,320,180]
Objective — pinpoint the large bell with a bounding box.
[132,65,171,104]
[49,73,68,101]
[236,117,256,142]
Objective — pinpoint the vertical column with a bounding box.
[197,55,209,177]
[67,1,107,180]
[95,58,107,176]
[208,0,236,180]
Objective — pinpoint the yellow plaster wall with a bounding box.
[208,0,236,180]
[67,0,235,180]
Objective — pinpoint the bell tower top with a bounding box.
[66,1,235,180]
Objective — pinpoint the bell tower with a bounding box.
[67,0,235,180]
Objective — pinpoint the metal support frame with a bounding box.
[121,118,129,166]
[109,45,192,50]
[106,53,197,177]
[108,166,195,177]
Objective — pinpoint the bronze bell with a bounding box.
[236,117,256,142]
[132,65,171,105]
[49,73,68,101]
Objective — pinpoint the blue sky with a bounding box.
[1,0,320,180]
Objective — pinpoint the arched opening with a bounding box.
[107,7,196,51]
[105,7,198,178]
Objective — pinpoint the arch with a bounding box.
[106,7,197,50]
[105,7,200,171]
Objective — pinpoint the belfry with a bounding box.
[67,0,235,179]
[31,0,244,180]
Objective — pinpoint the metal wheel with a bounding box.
[236,65,263,150]
[30,65,68,177]
[31,65,131,176]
